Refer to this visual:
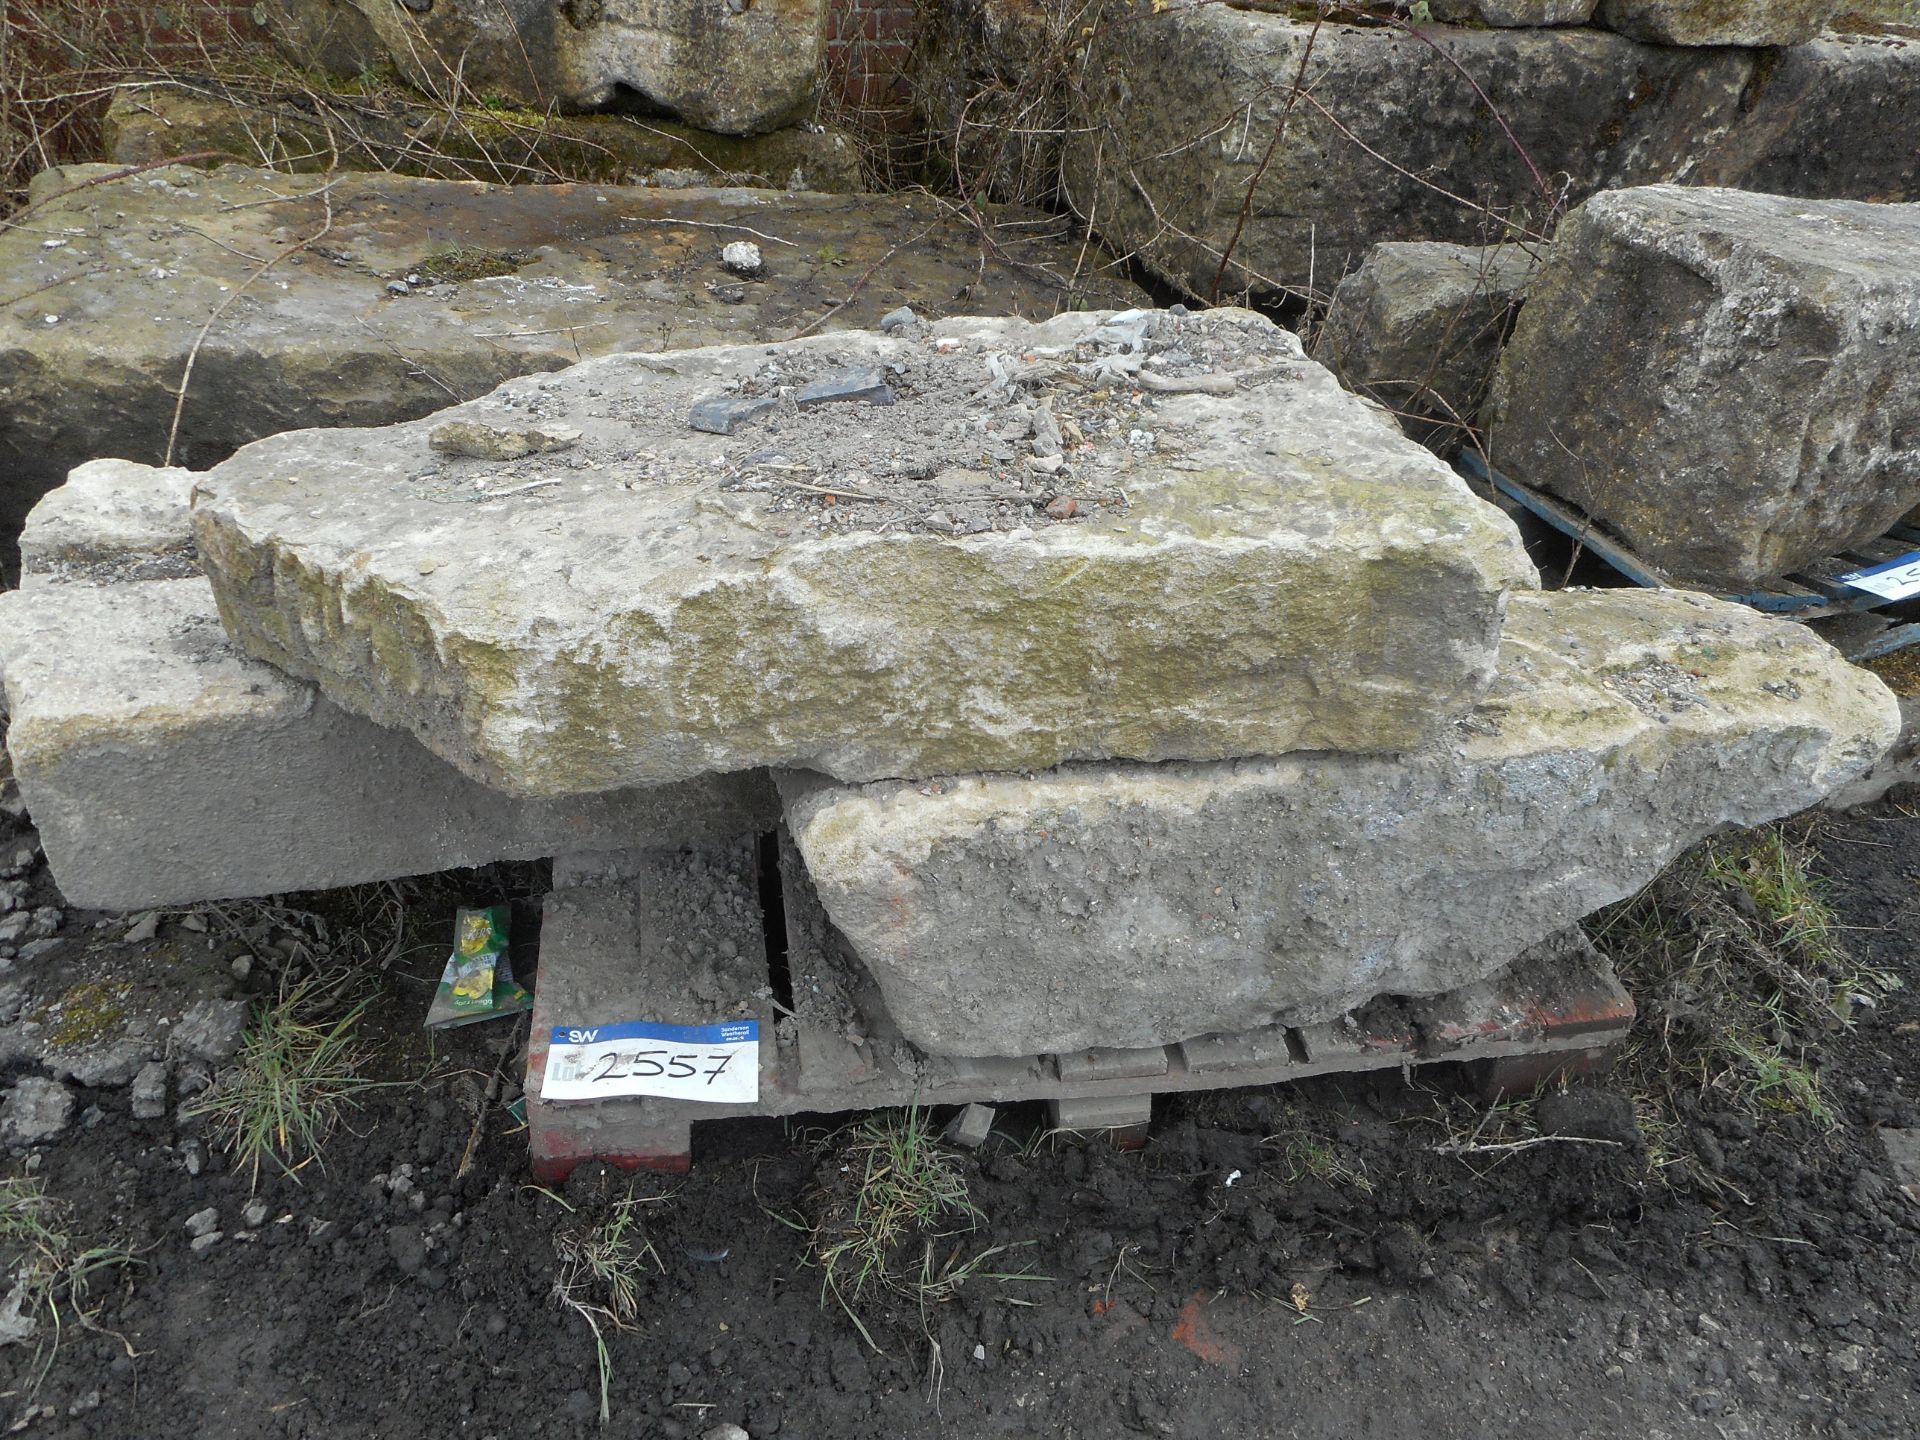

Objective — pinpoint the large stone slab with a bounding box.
[1068,5,1750,299]
[0,577,778,910]
[101,87,862,193]
[1315,241,1540,445]
[1050,3,1920,300]
[0,466,776,910]
[262,0,826,136]
[0,162,1139,574]
[779,588,1899,1057]
[1595,0,1837,46]
[1489,186,1920,590]
[1689,32,1920,205]
[191,308,1539,797]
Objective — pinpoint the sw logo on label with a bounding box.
[565,1028,599,1044]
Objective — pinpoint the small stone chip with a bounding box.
[720,241,764,278]
[794,368,894,410]
[688,395,778,435]
[185,1206,219,1238]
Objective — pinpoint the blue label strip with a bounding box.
[551,1019,759,1048]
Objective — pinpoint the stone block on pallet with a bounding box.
[192,308,1536,795]
[1317,241,1541,444]
[780,588,1896,1057]
[1491,186,1920,590]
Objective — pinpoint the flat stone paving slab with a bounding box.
[0,161,1141,568]
[780,588,1898,1056]
[525,841,1635,1180]
[191,307,1538,796]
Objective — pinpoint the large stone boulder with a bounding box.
[1688,33,1920,205]
[781,589,1899,1057]
[191,308,1538,797]
[1049,2,1920,300]
[1489,187,1920,590]
[1315,241,1541,444]
[0,162,1138,576]
[262,0,826,136]
[1068,4,1750,299]
[1595,0,1837,46]
[0,465,776,910]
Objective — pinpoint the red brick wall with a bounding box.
[827,0,920,115]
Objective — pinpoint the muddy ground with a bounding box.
[1,795,1917,1439]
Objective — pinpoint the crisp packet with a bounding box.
[425,904,532,1029]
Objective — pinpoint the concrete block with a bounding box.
[1048,1092,1153,1133]
[526,839,771,1183]
[1053,1047,1171,1084]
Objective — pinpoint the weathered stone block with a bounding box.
[263,0,827,136]
[1595,0,1837,46]
[0,567,776,909]
[1316,241,1541,442]
[19,460,198,585]
[0,162,1140,574]
[780,589,1897,1057]
[1489,186,1920,590]
[1070,5,1751,299]
[1058,3,1920,300]
[1689,33,1920,205]
[190,308,1538,797]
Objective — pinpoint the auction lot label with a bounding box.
[543,1020,760,1104]
[1839,553,1920,602]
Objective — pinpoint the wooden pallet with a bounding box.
[525,840,1635,1179]
[1455,451,1920,660]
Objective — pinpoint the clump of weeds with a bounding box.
[546,1185,668,1424]
[799,1106,1048,1374]
[0,1177,136,1399]
[1589,820,1897,1164]
[186,971,384,1189]
[1264,1118,1375,1194]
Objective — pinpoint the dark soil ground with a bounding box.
[3,798,1918,1440]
